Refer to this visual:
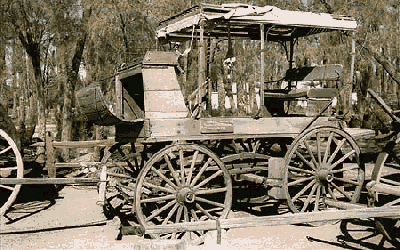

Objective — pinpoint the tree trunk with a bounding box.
[61,28,88,161]
[358,42,400,87]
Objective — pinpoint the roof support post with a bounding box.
[198,19,206,116]
[260,24,265,107]
[348,34,356,114]
[115,74,122,118]
[288,38,294,91]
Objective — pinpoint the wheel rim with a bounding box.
[218,138,285,204]
[0,129,23,217]
[135,144,232,240]
[284,126,364,213]
[100,143,143,222]
[369,156,400,246]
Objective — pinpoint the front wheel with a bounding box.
[135,143,232,240]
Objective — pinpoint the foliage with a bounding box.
[1,0,400,145]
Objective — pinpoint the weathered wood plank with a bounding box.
[31,139,117,148]
[45,132,56,178]
[0,178,102,185]
[144,205,400,234]
[53,162,129,168]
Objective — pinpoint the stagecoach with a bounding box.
[4,3,396,245]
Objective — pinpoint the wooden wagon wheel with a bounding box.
[215,138,288,204]
[339,218,400,249]
[100,142,145,222]
[135,143,232,240]
[0,129,23,217]
[283,126,364,214]
[365,154,400,247]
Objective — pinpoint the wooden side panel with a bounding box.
[143,67,188,119]
[146,117,335,138]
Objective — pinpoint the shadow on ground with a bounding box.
[2,160,63,225]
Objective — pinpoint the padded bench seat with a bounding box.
[264,88,337,100]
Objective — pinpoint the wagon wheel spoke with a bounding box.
[330,182,352,201]
[316,132,322,165]
[150,167,177,190]
[141,194,176,203]
[144,200,176,222]
[0,146,12,155]
[135,144,231,240]
[383,198,400,207]
[329,150,356,170]
[322,132,333,164]
[170,205,183,239]
[162,203,179,225]
[303,139,318,169]
[331,165,359,173]
[0,185,15,191]
[327,138,346,165]
[193,170,223,189]
[327,186,337,200]
[380,178,400,186]
[186,150,199,186]
[190,158,212,187]
[284,127,363,214]
[288,165,314,175]
[195,196,225,208]
[164,154,181,186]
[291,179,316,203]
[142,181,175,193]
[196,203,216,220]
[294,149,316,171]
[333,177,361,186]
[288,176,314,187]
[313,185,321,212]
[300,182,318,212]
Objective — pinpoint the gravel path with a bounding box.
[0,186,374,250]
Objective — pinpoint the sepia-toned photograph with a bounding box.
[1,0,400,249]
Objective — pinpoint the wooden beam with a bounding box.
[52,162,129,168]
[45,132,56,178]
[144,205,400,234]
[260,24,265,107]
[198,19,206,116]
[0,178,102,185]
[31,139,117,148]
[115,74,122,118]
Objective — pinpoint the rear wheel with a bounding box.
[284,126,364,213]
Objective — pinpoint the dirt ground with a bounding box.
[0,185,395,250]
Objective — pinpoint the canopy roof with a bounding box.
[156,3,357,42]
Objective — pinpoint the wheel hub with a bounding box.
[316,169,333,182]
[176,187,195,204]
